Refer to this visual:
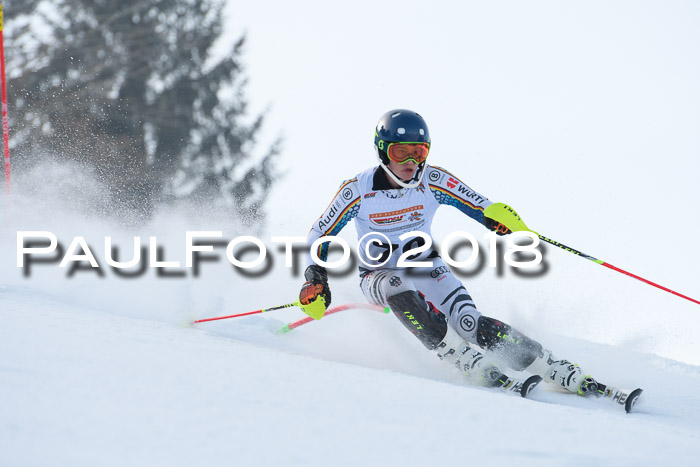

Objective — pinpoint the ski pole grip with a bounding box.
[483,203,532,233]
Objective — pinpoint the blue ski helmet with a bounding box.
[373,109,431,188]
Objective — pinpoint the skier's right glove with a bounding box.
[298,265,331,320]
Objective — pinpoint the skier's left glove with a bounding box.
[298,265,331,320]
[483,217,511,236]
[483,203,531,234]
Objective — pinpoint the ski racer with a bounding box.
[298,108,601,396]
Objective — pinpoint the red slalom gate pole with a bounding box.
[0,4,10,196]
[192,301,301,324]
[276,303,390,334]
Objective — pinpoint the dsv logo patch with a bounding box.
[459,315,476,333]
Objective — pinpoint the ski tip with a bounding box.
[521,375,543,397]
[625,388,643,413]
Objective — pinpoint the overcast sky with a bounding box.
[223,0,699,229]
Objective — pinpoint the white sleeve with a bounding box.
[426,166,492,226]
[306,178,362,266]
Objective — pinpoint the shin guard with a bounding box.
[476,316,543,371]
[387,290,448,350]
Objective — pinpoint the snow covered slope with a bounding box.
[2,282,700,467]
[2,164,700,466]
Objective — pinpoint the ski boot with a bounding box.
[435,325,509,387]
[525,350,643,411]
[525,349,599,395]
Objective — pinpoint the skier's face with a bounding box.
[387,158,418,183]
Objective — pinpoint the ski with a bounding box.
[496,374,543,398]
[592,383,644,413]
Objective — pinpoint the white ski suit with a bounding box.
[306,164,492,345]
[305,164,595,395]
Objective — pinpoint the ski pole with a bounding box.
[192,301,302,324]
[484,203,700,307]
[535,233,700,306]
[276,303,390,335]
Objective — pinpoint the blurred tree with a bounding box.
[5,0,278,221]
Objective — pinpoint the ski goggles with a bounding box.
[386,142,430,164]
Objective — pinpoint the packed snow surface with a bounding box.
[2,268,700,466]
[2,150,699,466]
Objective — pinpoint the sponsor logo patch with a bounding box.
[430,266,450,278]
[459,315,477,333]
[318,204,339,229]
[408,211,423,222]
[370,205,423,226]
[389,276,402,287]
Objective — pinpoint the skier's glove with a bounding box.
[299,265,331,320]
[483,217,511,236]
[483,203,530,233]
